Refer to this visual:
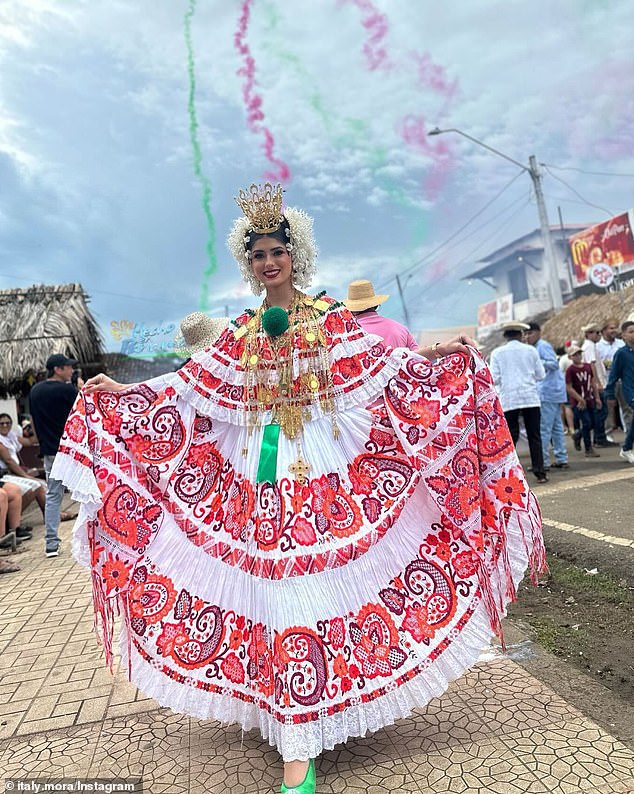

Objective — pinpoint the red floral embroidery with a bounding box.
[291,517,317,546]
[65,414,86,443]
[350,603,404,679]
[221,653,245,684]
[492,473,526,508]
[411,399,441,427]
[101,555,130,594]
[403,603,436,641]
[328,618,345,650]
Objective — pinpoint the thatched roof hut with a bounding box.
[541,285,634,350]
[0,283,104,397]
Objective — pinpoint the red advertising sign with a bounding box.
[569,210,634,287]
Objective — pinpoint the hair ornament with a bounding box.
[235,182,284,234]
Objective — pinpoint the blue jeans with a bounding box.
[624,401,634,452]
[540,401,567,467]
[573,406,596,452]
[44,454,63,552]
[593,390,608,444]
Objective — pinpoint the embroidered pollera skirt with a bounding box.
[52,347,543,761]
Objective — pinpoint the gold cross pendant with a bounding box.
[289,455,311,485]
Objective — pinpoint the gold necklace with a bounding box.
[240,290,339,441]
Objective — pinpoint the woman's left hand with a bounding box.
[437,334,477,357]
[416,334,477,359]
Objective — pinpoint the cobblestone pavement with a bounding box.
[1,500,633,793]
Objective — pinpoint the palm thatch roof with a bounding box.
[541,285,634,350]
[0,283,104,397]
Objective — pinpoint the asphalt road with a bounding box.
[518,431,634,585]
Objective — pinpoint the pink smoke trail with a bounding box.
[398,115,456,200]
[413,52,458,98]
[234,0,291,182]
[342,0,391,71]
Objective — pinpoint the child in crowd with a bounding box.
[565,346,601,457]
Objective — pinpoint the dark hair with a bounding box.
[0,413,11,422]
[246,217,291,251]
[503,329,523,340]
[622,320,634,332]
[526,321,540,332]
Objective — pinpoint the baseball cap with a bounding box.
[46,354,78,370]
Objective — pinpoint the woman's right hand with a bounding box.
[82,374,129,394]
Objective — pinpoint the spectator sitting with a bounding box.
[0,413,46,538]
[0,480,29,553]
[0,485,21,573]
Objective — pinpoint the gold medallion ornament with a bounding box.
[238,290,339,442]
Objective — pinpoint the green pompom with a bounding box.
[262,306,289,337]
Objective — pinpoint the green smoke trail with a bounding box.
[260,1,428,278]
[184,0,218,311]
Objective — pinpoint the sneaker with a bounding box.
[585,448,601,458]
[619,449,634,464]
[535,473,549,484]
[573,431,582,451]
[14,526,32,539]
[45,542,61,558]
[551,462,570,469]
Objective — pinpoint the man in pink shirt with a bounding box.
[344,279,418,350]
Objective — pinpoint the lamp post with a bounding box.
[428,127,563,310]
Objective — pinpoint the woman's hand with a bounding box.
[416,334,477,360]
[82,374,129,394]
[436,334,477,357]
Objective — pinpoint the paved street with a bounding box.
[518,429,634,586]
[1,441,633,792]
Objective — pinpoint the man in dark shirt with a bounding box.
[29,354,79,557]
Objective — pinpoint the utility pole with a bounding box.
[528,156,563,309]
[428,128,564,311]
[395,274,411,328]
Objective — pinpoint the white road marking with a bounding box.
[535,466,634,496]
[542,518,634,549]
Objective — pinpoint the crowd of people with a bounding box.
[488,316,634,484]
[0,353,80,574]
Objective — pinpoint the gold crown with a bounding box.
[235,182,284,234]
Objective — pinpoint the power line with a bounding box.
[541,166,615,217]
[376,170,526,291]
[541,163,634,178]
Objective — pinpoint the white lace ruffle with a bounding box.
[120,592,501,762]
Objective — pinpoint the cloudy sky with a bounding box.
[1,0,633,353]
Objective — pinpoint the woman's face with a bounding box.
[250,236,292,291]
[0,418,12,437]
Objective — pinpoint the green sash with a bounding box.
[256,423,280,484]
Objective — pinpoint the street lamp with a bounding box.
[428,127,563,310]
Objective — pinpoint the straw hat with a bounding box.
[343,280,389,312]
[180,312,230,354]
[567,345,583,356]
[500,321,530,332]
[581,323,600,333]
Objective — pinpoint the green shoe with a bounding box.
[281,759,315,793]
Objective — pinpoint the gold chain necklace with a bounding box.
[239,290,339,441]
